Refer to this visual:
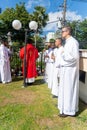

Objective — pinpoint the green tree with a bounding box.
[14,3,30,29]
[31,6,49,33]
[67,20,87,49]
[0,20,6,36]
[35,35,45,51]
[0,3,48,42]
[0,3,31,42]
[0,3,49,71]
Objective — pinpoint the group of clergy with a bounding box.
[0,26,79,117]
[44,26,79,117]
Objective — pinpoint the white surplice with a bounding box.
[43,49,49,83]
[0,44,12,83]
[47,48,54,89]
[58,36,79,116]
[51,46,64,96]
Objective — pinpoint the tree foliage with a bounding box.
[0,3,48,42]
[0,3,48,71]
[31,6,48,33]
[67,20,87,49]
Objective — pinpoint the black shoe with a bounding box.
[52,95,58,98]
[70,115,76,117]
[27,83,33,85]
[59,114,76,118]
[58,114,68,117]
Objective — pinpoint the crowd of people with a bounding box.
[0,26,79,117]
[44,26,79,117]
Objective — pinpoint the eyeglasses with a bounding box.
[62,30,67,33]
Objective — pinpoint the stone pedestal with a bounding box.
[79,49,87,103]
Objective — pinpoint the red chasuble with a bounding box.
[19,44,38,78]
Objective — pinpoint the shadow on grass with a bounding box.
[33,78,45,86]
[12,76,23,82]
[76,99,87,116]
[12,76,45,85]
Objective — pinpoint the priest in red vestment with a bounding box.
[19,39,39,85]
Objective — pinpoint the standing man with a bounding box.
[43,42,51,83]
[58,26,79,117]
[19,39,38,86]
[47,42,55,89]
[0,38,12,84]
[51,38,64,98]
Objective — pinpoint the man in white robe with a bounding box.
[0,39,12,84]
[51,38,64,97]
[47,42,55,89]
[58,26,79,117]
[43,43,51,83]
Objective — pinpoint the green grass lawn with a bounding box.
[0,76,87,130]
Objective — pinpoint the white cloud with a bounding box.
[25,1,83,33]
[44,10,82,33]
[44,11,63,32]
[26,0,33,9]
[66,11,82,21]
[26,0,50,10]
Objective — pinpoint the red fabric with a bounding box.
[19,43,38,78]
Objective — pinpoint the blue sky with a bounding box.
[0,0,87,33]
